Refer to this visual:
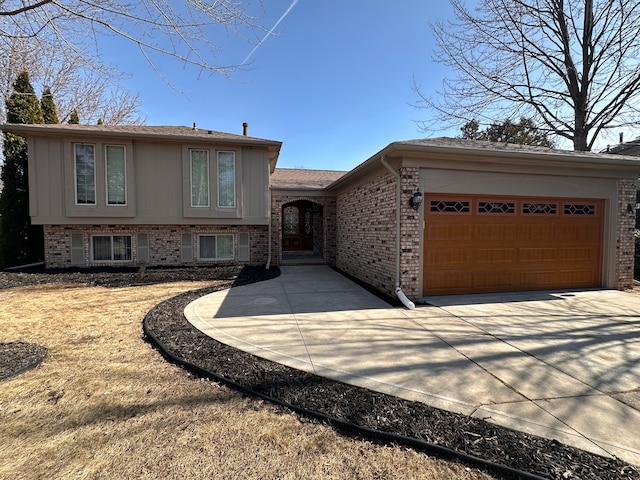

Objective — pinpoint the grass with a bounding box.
[0,280,495,479]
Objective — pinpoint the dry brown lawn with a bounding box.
[0,281,495,480]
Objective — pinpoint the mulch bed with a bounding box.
[2,265,639,479]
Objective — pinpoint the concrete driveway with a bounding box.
[185,266,640,466]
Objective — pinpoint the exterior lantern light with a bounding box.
[409,189,423,210]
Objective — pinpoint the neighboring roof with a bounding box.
[271,168,347,190]
[328,137,640,191]
[605,137,640,156]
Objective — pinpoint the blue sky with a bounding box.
[104,1,457,171]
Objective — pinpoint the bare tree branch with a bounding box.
[0,0,53,17]
[1,0,266,77]
[419,0,640,151]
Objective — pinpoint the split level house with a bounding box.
[3,123,640,303]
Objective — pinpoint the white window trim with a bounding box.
[105,145,127,206]
[74,143,96,205]
[90,234,133,262]
[190,149,210,208]
[217,151,236,208]
[197,234,235,261]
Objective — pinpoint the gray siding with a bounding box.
[27,135,271,225]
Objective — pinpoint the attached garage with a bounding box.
[330,138,640,302]
[423,194,604,295]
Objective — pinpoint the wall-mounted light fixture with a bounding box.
[409,189,423,210]
[627,203,635,214]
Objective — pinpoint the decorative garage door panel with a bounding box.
[423,194,604,295]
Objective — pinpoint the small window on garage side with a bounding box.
[198,234,234,260]
[92,235,132,261]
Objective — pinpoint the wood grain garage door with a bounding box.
[423,194,604,296]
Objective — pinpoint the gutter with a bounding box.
[380,155,415,310]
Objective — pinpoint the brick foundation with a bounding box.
[44,224,269,268]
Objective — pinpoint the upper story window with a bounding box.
[106,145,126,205]
[190,149,210,207]
[74,144,96,204]
[217,151,235,207]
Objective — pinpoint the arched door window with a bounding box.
[282,201,314,251]
[284,205,299,235]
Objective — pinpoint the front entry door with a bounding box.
[283,201,314,251]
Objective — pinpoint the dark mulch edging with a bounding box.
[0,342,48,381]
[0,265,249,290]
[143,267,639,480]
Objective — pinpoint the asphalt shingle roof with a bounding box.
[270,168,347,189]
[0,123,282,146]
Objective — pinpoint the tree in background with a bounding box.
[418,0,640,151]
[460,118,554,147]
[1,37,141,125]
[68,109,80,124]
[41,87,59,124]
[0,71,45,268]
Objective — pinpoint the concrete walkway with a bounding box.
[184,265,640,466]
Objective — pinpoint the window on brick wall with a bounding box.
[198,234,234,260]
[92,235,132,262]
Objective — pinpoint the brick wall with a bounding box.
[336,171,398,297]
[44,224,268,268]
[616,178,637,289]
[335,166,422,300]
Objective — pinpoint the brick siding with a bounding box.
[616,178,637,289]
[335,166,421,300]
[44,224,268,268]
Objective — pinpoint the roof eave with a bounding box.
[1,123,283,148]
[328,140,640,191]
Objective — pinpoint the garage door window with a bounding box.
[429,199,470,214]
[563,203,596,215]
[478,201,515,214]
[523,202,557,215]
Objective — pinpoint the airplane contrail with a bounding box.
[241,0,300,65]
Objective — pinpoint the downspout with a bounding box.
[380,155,415,310]
[266,184,272,270]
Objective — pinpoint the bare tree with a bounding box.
[0,36,142,125]
[418,0,640,151]
[1,0,263,77]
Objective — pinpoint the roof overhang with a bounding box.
[328,139,640,192]
[1,123,282,170]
